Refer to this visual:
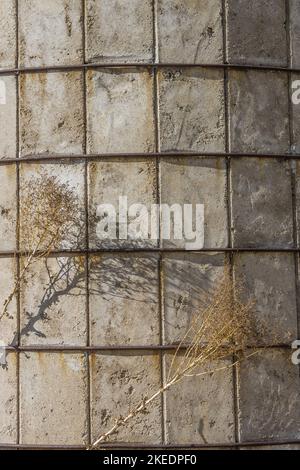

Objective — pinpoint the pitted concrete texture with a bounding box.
[228,70,289,153]
[86,0,153,64]
[90,352,162,444]
[19,72,84,156]
[88,159,157,249]
[0,258,17,345]
[19,0,83,67]
[158,68,225,152]
[226,0,287,66]
[164,354,235,444]
[0,0,299,449]
[162,253,225,344]
[0,0,16,68]
[233,252,298,346]
[0,165,16,251]
[0,353,17,444]
[0,76,17,159]
[87,69,155,153]
[157,0,223,64]
[20,256,87,346]
[160,157,228,249]
[20,353,88,445]
[238,349,300,441]
[291,0,300,67]
[89,254,160,346]
[231,158,294,248]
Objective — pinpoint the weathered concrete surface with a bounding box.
[164,354,235,444]
[19,162,85,249]
[296,161,300,242]
[238,349,300,441]
[0,76,17,159]
[88,159,157,248]
[233,253,297,346]
[290,0,300,67]
[157,0,223,64]
[0,353,17,444]
[292,73,300,153]
[20,353,88,445]
[19,0,83,67]
[0,258,17,345]
[0,0,16,68]
[86,0,153,63]
[231,158,294,248]
[20,256,86,346]
[162,253,225,344]
[225,0,287,66]
[160,157,228,249]
[158,68,224,152]
[91,353,162,443]
[228,70,289,153]
[0,165,16,251]
[89,254,160,345]
[87,69,155,153]
[19,72,84,156]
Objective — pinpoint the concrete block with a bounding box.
[0,353,17,444]
[228,70,289,153]
[0,0,16,68]
[86,0,153,63]
[0,76,17,159]
[158,68,225,152]
[238,348,300,441]
[0,258,17,346]
[290,0,300,67]
[295,161,300,243]
[162,253,225,344]
[160,157,228,249]
[19,0,83,67]
[90,352,162,444]
[157,0,223,64]
[20,352,88,445]
[19,162,86,250]
[231,158,294,248]
[233,253,297,346]
[164,353,235,444]
[225,0,287,66]
[87,69,155,153]
[88,159,157,249]
[0,165,16,251]
[20,256,86,346]
[19,72,84,156]
[292,73,300,153]
[89,254,160,346]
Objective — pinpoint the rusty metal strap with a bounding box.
[1,152,300,166]
[0,439,299,449]
[0,248,299,258]
[0,62,300,75]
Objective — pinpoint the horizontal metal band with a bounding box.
[1,151,300,165]
[0,62,299,75]
[3,344,290,352]
[0,438,299,449]
[0,248,299,258]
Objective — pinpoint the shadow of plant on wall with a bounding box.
[0,172,160,348]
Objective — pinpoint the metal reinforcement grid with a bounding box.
[0,0,300,450]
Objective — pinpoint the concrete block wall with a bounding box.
[0,0,300,449]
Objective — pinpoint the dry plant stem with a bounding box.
[0,175,80,328]
[89,269,258,450]
[0,228,61,325]
[89,351,258,450]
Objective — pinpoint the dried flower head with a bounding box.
[20,175,81,254]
